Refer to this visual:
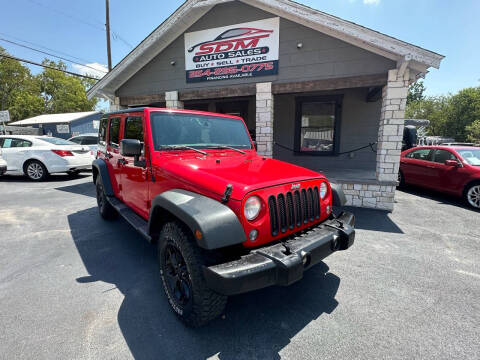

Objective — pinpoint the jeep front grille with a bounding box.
[268,186,321,236]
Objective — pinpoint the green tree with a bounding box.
[444,87,480,141]
[0,47,43,121]
[407,80,426,104]
[466,119,480,143]
[37,60,98,114]
[405,95,450,136]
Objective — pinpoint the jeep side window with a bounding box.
[406,149,433,161]
[99,118,108,146]
[124,116,144,142]
[108,117,121,148]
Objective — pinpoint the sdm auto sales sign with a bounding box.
[184,17,279,83]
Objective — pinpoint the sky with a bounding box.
[1,0,479,102]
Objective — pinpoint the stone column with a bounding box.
[165,91,184,109]
[255,82,274,157]
[109,96,122,111]
[376,68,409,182]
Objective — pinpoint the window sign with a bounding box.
[184,17,279,83]
[56,124,70,134]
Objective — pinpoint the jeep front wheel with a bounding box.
[158,221,227,327]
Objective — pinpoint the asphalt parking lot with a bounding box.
[0,174,479,360]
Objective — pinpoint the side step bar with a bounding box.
[107,196,151,241]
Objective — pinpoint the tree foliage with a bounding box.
[0,48,98,122]
[466,119,480,143]
[407,80,426,104]
[406,84,480,142]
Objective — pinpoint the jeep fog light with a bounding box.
[249,229,258,242]
[320,182,328,199]
[244,196,261,221]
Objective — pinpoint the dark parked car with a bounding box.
[399,146,480,209]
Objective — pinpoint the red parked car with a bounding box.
[399,146,480,209]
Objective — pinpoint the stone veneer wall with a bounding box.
[376,68,409,182]
[336,182,395,211]
[165,91,184,109]
[255,82,274,157]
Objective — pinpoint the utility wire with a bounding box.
[0,38,107,74]
[0,54,99,80]
[0,31,97,65]
[27,0,105,31]
[26,0,133,49]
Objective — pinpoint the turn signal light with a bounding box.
[51,150,74,157]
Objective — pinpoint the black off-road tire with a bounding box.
[158,221,227,327]
[24,160,48,181]
[95,176,117,220]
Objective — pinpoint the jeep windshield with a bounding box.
[458,148,480,166]
[150,112,253,151]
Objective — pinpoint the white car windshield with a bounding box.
[458,149,480,166]
[38,137,76,145]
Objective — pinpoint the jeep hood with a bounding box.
[156,153,325,200]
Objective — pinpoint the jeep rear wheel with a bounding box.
[95,177,117,219]
[158,221,227,327]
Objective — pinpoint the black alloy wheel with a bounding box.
[162,243,193,310]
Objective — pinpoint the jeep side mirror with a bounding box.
[121,139,142,157]
[444,159,461,167]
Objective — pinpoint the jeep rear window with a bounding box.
[150,113,252,150]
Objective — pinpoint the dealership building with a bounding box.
[88,0,443,210]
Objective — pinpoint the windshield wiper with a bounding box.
[159,145,208,156]
[206,145,246,154]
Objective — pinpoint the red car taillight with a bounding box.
[51,150,74,157]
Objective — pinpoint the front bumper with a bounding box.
[203,211,355,296]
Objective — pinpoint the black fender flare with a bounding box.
[331,183,347,207]
[149,189,246,250]
[92,159,114,196]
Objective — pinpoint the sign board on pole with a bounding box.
[184,17,279,83]
[0,110,10,123]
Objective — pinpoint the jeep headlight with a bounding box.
[244,196,261,221]
[320,182,328,199]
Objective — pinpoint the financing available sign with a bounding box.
[184,17,279,83]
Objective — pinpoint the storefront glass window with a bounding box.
[295,96,342,155]
[300,102,335,152]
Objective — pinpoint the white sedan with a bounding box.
[0,135,95,181]
[0,150,6,176]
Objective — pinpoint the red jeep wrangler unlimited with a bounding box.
[93,107,355,326]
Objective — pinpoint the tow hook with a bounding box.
[281,242,292,255]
